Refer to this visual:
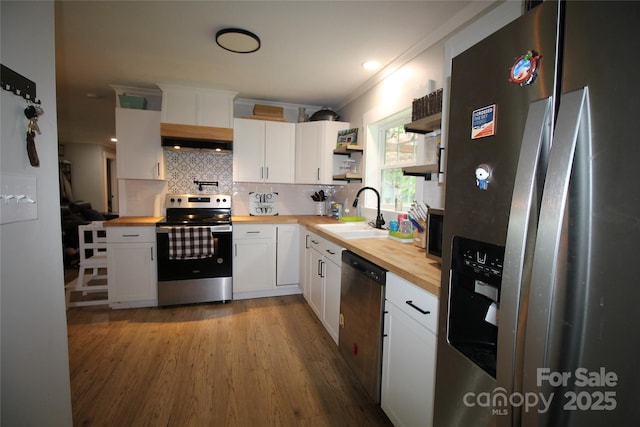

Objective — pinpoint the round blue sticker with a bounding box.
[509,50,541,86]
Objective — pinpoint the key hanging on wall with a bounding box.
[24,104,43,167]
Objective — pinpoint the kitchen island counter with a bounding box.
[233,215,441,296]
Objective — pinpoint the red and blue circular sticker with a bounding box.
[509,50,541,86]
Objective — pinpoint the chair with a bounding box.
[65,221,108,308]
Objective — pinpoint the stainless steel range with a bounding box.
[156,194,232,306]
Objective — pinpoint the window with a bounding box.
[378,115,417,212]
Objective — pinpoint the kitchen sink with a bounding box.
[316,222,389,239]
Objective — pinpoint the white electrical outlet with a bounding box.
[0,174,38,224]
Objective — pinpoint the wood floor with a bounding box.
[66,295,393,426]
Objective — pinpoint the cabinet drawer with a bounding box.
[321,239,343,266]
[386,273,438,334]
[233,224,275,239]
[307,232,343,265]
[107,226,156,243]
[307,231,323,249]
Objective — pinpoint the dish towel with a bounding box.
[168,226,215,260]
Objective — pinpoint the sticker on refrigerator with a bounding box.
[471,105,496,140]
[475,164,492,190]
[509,50,540,86]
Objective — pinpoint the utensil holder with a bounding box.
[413,219,427,248]
[315,202,326,216]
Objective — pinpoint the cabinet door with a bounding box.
[299,229,310,298]
[295,121,350,184]
[233,238,275,292]
[116,109,164,180]
[295,122,322,184]
[160,89,197,125]
[197,91,234,128]
[233,118,265,182]
[276,225,299,286]
[323,258,341,345]
[381,300,437,427]
[108,242,157,304]
[160,85,235,128]
[265,122,295,183]
[308,248,324,318]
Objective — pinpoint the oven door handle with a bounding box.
[156,225,232,234]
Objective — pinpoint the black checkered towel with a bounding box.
[168,226,215,260]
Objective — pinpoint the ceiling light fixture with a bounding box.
[362,60,381,71]
[216,28,261,53]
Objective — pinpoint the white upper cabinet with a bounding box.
[233,118,295,183]
[158,83,237,128]
[115,108,164,180]
[295,121,350,184]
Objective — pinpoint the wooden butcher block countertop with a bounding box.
[234,215,441,296]
[103,216,163,226]
[106,215,441,295]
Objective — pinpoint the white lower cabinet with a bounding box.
[304,229,343,345]
[233,224,275,293]
[276,224,299,286]
[299,228,311,300]
[233,224,300,299]
[107,226,158,308]
[382,273,439,427]
[322,253,342,344]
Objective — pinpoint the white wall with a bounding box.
[336,0,521,221]
[0,1,73,425]
[61,143,115,211]
[338,40,446,217]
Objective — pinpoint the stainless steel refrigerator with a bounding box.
[434,1,640,426]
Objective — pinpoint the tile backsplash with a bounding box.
[166,150,234,195]
[165,150,345,216]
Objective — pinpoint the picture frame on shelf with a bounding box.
[336,128,358,148]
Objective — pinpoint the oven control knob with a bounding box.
[177,198,182,204]
[170,198,175,203]
[216,198,221,203]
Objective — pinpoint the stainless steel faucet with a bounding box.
[352,187,386,229]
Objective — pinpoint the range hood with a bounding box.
[160,123,233,152]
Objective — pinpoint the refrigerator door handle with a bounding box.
[522,87,591,426]
[496,96,553,427]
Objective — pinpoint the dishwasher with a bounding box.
[338,250,387,403]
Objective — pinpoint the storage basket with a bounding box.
[119,94,147,110]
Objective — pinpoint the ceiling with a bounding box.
[54,0,491,146]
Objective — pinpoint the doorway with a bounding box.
[105,153,118,213]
